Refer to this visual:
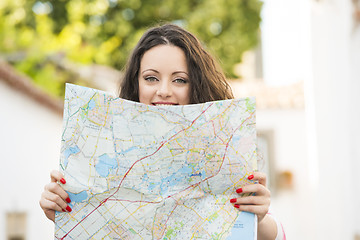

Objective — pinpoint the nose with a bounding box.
[156,80,172,98]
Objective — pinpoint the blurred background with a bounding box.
[0,0,359,239]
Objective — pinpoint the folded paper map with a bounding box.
[55,83,257,240]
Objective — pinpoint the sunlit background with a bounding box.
[1,0,359,239]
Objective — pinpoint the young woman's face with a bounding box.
[138,45,191,106]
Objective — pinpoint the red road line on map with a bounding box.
[112,103,214,194]
[211,120,227,144]
[158,201,178,238]
[162,111,255,200]
[59,103,214,238]
[60,109,254,239]
[107,111,255,209]
[214,112,255,179]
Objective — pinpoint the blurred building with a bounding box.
[231,58,309,240]
[0,61,63,239]
[256,0,360,239]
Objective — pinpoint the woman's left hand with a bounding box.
[230,172,271,223]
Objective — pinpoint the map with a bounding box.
[55,83,257,240]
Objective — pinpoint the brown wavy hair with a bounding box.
[119,23,234,104]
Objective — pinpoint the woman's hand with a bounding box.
[39,170,72,222]
[230,172,270,223]
[230,172,278,240]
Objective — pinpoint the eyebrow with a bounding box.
[141,69,158,74]
[173,71,189,76]
[141,69,189,76]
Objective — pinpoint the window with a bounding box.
[6,212,26,240]
[257,130,276,193]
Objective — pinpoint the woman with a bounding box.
[40,23,284,240]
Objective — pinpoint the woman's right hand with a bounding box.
[39,170,72,222]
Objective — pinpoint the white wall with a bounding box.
[261,0,360,239]
[349,16,360,234]
[0,81,62,239]
[256,109,315,240]
[311,0,360,239]
[261,0,312,86]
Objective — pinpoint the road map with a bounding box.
[55,83,257,240]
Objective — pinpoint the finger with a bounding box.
[249,172,267,186]
[230,194,270,206]
[44,182,71,203]
[39,198,56,222]
[233,204,268,220]
[50,170,65,183]
[42,190,70,211]
[237,184,270,197]
[44,209,55,222]
[233,195,270,206]
[233,203,267,214]
[39,195,66,213]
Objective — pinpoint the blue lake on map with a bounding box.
[88,99,96,110]
[118,146,137,155]
[63,145,80,167]
[159,165,194,195]
[67,190,88,203]
[95,154,118,177]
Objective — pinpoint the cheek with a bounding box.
[138,88,145,102]
[180,86,191,104]
[138,81,145,102]
[138,83,153,103]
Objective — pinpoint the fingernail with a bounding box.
[248,175,254,180]
[234,204,240,209]
[62,209,66,212]
[66,206,72,212]
[60,178,66,184]
[66,197,71,203]
[236,188,243,193]
[230,198,237,203]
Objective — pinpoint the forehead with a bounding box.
[140,45,188,71]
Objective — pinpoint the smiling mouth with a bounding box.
[152,102,179,106]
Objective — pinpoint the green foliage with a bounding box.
[0,0,262,98]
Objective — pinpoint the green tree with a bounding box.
[0,0,262,97]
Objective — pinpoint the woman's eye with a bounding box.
[173,78,187,84]
[144,76,158,82]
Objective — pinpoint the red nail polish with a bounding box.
[66,197,71,203]
[62,209,66,212]
[60,178,66,184]
[66,206,72,212]
[230,198,237,203]
[248,175,254,180]
[236,188,243,193]
[234,204,240,209]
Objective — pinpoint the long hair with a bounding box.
[119,23,234,103]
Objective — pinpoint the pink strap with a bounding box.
[267,213,286,240]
